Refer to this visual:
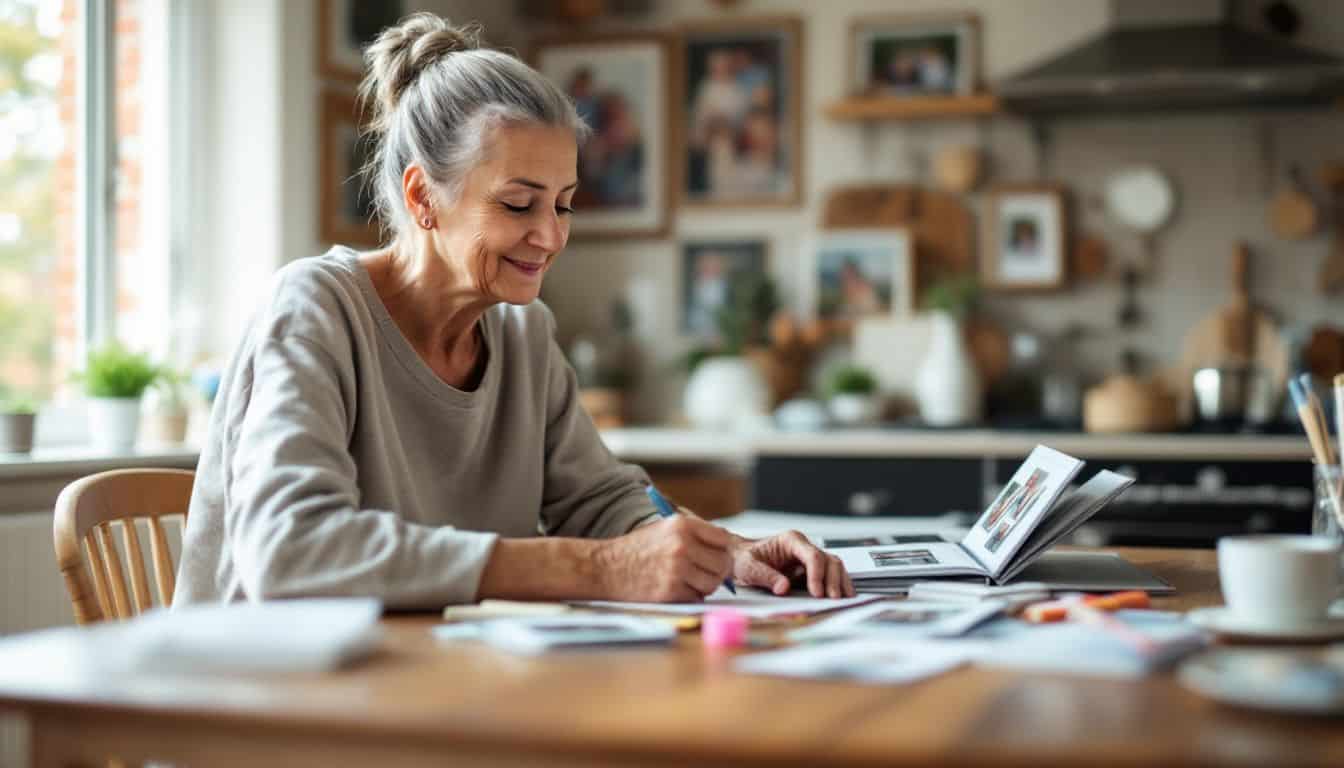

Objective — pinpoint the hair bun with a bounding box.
[361,13,482,133]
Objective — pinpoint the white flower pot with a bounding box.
[88,397,143,452]
[914,311,983,426]
[0,413,36,453]
[829,393,881,426]
[683,356,769,431]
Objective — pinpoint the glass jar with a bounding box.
[1311,464,1344,586]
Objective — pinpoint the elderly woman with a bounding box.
[175,14,853,607]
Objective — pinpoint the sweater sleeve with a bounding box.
[223,335,498,608]
[537,335,659,539]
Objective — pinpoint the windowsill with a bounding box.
[0,443,200,481]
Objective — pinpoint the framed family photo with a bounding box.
[320,90,382,248]
[679,17,803,207]
[681,239,769,338]
[318,0,405,82]
[805,229,914,321]
[849,12,980,98]
[984,185,1068,292]
[534,35,671,239]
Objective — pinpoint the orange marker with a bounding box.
[1023,591,1151,623]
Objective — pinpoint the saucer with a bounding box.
[1179,650,1344,715]
[1187,604,1344,641]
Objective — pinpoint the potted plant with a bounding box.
[0,392,38,454]
[826,364,882,426]
[914,274,984,426]
[143,367,190,444]
[682,273,778,431]
[77,343,161,452]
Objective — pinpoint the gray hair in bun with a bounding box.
[359,13,589,238]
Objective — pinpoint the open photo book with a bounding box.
[827,446,1136,588]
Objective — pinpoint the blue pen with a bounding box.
[645,484,736,595]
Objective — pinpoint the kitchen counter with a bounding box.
[599,427,1313,464]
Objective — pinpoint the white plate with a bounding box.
[1179,649,1344,715]
[1186,605,1344,641]
[1105,166,1176,233]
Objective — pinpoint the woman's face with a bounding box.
[435,122,578,306]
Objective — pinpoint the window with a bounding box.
[0,0,176,422]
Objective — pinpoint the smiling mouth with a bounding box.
[503,256,546,276]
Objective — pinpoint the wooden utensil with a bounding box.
[932,145,983,194]
[1268,165,1319,240]
[1320,165,1344,294]
[1219,243,1255,365]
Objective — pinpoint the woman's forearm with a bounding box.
[476,537,612,601]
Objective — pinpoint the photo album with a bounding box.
[827,446,1135,590]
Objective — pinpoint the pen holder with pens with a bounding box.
[1312,464,1344,587]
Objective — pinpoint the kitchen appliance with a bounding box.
[999,5,1344,115]
[1191,365,1277,427]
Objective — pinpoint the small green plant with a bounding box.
[826,365,878,397]
[923,274,981,320]
[1,394,37,414]
[77,343,162,399]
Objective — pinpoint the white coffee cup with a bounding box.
[1217,535,1342,629]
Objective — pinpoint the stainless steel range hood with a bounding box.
[998,22,1344,115]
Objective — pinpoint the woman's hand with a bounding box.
[595,515,734,602]
[729,530,855,598]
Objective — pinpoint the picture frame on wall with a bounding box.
[984,185,1068,292]
[679,17,803,207]
[318,0,405,82]
[320,90,382,249]
[534,35,671,239]
[681,239,769,339]
[804,229,915,321]
[849,12,980,98]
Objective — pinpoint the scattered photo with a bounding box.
[870,548,939,568]
[865,606,961,626]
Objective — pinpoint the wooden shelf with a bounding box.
[826,93,1000,122]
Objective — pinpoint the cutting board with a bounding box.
[822,185,975,302]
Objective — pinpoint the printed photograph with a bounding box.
[981,480,1021,531]
[681,240,768,338]
[985,521,1012,554]
[811,230,913,320]
[851,14,979,97]
[865,606,960,626]
[535,37,669,237]
[870,548,939,568]
[985,185,1068,291]
[823,537,882,548]
[981,468,1049,550]
[682,19,801,205]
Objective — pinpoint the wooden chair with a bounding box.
[53,469,194,625]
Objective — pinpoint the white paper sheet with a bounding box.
[574,586,881,618]
[736,638,973,684]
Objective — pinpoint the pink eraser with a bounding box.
[702,609,749,649]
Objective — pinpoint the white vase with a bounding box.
[87,397,143,452]
[829,393,881,426]
[914,312,983,426]
[683,356,769,431]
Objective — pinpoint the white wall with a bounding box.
[528,0,1344,421]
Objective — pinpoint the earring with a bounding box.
[419,215,435,230]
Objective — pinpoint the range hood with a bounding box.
[999,22,1344,115]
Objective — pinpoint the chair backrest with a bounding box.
[53,469,194,625]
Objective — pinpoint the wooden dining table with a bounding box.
[2,547,1342,767]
